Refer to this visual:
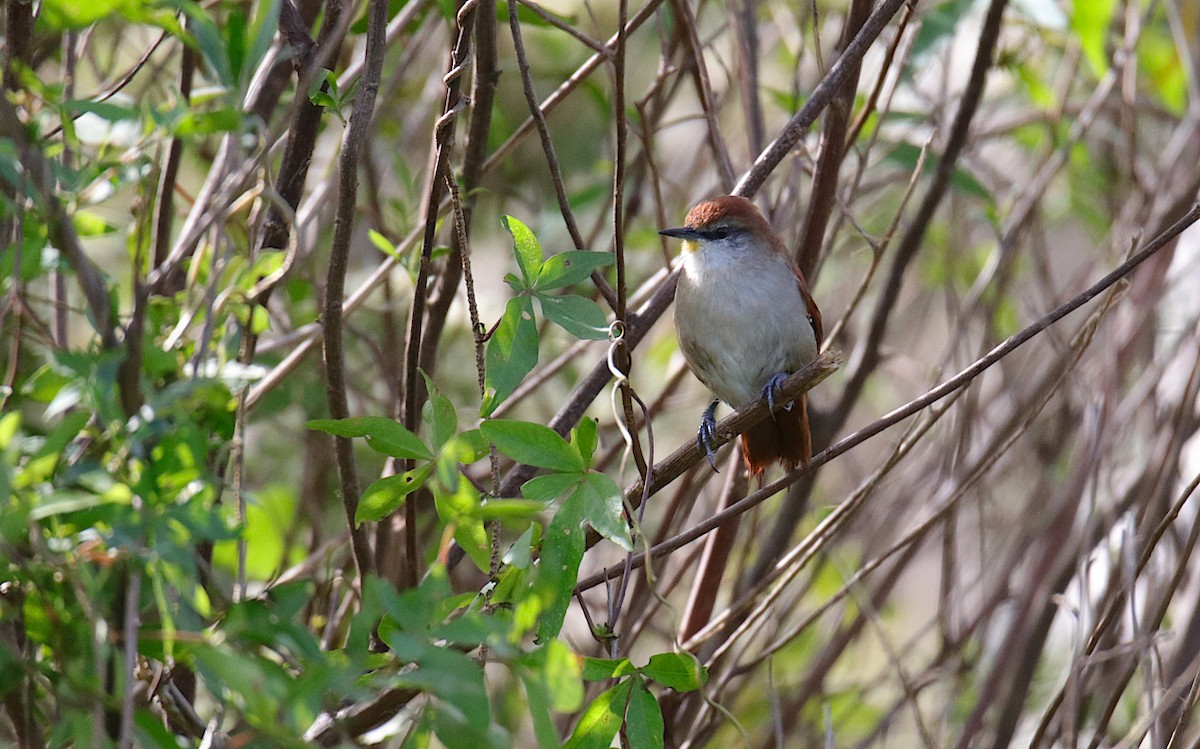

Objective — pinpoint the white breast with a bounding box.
[674,240,817,407]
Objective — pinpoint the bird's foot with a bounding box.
[696,400,720,472]
[762,372,793,416]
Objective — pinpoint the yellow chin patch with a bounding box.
[681,239,700,254]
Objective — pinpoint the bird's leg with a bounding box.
[762,372,793,417]
[697,400,720,472]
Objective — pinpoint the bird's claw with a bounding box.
[697,401,719,472]
[763,372,792,417]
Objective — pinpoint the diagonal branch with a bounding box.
[576,202,1200,592]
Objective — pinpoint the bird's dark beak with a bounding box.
[659,227,705,241]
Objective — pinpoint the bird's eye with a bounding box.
[710,227,732,240]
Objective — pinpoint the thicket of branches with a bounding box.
[4,0,1200,747]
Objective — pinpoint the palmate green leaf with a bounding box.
[355,464,432,525]
[535,251,614,291]
[625,682,665,749]
[481,419,584,473]
[483,296,539,416]
[539,293,610,340]
[502,215,544,286]
[577,472,632,551]
[640,652,707,692]
[562,679,633,749]
[306,416,433,461]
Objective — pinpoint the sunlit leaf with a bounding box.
[535,251,614,291]
[481,420,584,472]
[502,215,543,286]
[482,296,538,416]
[562,679,632,749]
[640,652,707,692]
[306,416,433,461]
[355,464,432,524]
[539,294,610,340]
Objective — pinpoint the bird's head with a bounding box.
[658,195,781,255]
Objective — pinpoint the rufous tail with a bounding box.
[741,395,812,475]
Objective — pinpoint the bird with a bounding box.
[660,195,823,476]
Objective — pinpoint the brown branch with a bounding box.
[323,0,389,582]
[833,0,1008,425]
[417,0,497,384]
[3,0,34,92]
[734,0,910,197]
[245,1,664,411]
[575,201,1200,592]
[0,96,116,349]
[731,0,765,157]
[668,0,736,191]
[793,0,872,279]
[257,0,345,258]
[401,0,479,587]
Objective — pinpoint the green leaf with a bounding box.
[483,296,539,416]
[625,682,665,749]
[435,480,491,572]
[243,0,280,91]
[544,640,584,712]
[1071,0,1117,76]
[306,416,433,461]
[640,652,707,692]
[884,142,992,202]
[61,99,139,122]
[539,294,610,340]
[520,672,562,749]
[421,372,457,450]
[502,215,544,286]
[503,526,536,570]
[355,464,432,524]
[38,0,132,29]
[581,657,636,681]
[535,251,614,291]
[179,3,234,93]
[562,679,632,749]
[909,0,974,64]
[385,631,490,729]
[521,472,583,502]
[172,108,242,138]
[577,473,631,551]
[481,420,584,473]
[532,493,586,643]
[572,418,598,467]
[367,228,401,259]
[473,499,546,521]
